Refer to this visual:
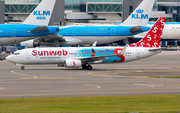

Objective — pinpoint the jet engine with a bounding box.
[20,39,40,48]
[64,59,82,67]
[129,26,143,34]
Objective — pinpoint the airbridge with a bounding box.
[3,0,64,25]
[5,3,37,14]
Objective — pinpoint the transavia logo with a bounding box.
[131,8,148,19]
[33,11,50,20]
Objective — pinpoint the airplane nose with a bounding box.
[6,55,13,62]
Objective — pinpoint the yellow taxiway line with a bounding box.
[11,69,75,80]
[134,83,155,87]
[0,87,4,90]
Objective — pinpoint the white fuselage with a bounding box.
[6,46,160,66]
[135,24,180,40]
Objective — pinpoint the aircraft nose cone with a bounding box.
[6,55,13,62]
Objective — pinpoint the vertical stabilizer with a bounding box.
[121,0,154,26]
[23,0,56,26]
[129,17,166,48]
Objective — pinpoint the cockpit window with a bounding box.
[13,53,20,55]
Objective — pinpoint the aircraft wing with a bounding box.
[76,45,128,63]
[21,32,84,47]
[39,33,64,41]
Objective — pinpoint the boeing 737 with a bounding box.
[20,0,154,47]
[0,0,59,46]
[6,17,166,70]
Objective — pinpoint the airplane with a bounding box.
[6,17,166,70]
[112,22,180,41]
[20,0,154,47]
[134,22,180,41]
[0,0,59,46]
[108,22,180,46]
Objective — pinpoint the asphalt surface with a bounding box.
[0,51,180,98]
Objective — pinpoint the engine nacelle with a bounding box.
[64,59,82,67]
[20,39,40,48]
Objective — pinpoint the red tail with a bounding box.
[130,17,166,48]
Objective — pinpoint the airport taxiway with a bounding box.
[0,51,180,98]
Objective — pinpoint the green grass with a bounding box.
[153,76,180,78]
[0,95,180,113]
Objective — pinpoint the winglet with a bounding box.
[121,0,154,26]
[92,41,97,47]
[23,0,56,26]
[120,44,128,55]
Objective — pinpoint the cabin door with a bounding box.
[11,29,16,37]
[111,28,116,35]
[136,49,140,58]
[25,50,30,59]
[73,30,76,36]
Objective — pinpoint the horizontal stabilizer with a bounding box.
[149,47,169,51]
[27,26,49,34]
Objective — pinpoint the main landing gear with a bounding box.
[82,64,92,70]
[21,66,25,70]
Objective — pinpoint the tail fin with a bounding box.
[121,0,154,26]
[129,17,166,48]
[23,0,56,26]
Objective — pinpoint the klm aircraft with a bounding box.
[0,0,59,46]
[20,0,154,47]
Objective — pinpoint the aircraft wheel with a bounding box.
[21,66,25,70]
[87,65,92,70]
[82,65,87,70]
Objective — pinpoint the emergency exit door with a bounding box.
[136,49,140,58]
[25,50,30,59]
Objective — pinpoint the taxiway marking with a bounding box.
[84,84,101,89]
[0,87,4,90]
[145,62,176,66]
[89,71,149,78]
[135,70,143,72]
[134,83,155,87]
[11,69,75,80]
[21,77,75,80]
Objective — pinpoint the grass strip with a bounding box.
[0,94,180,113]
[153,76,180,78]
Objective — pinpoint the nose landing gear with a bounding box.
[82,64,92,70]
